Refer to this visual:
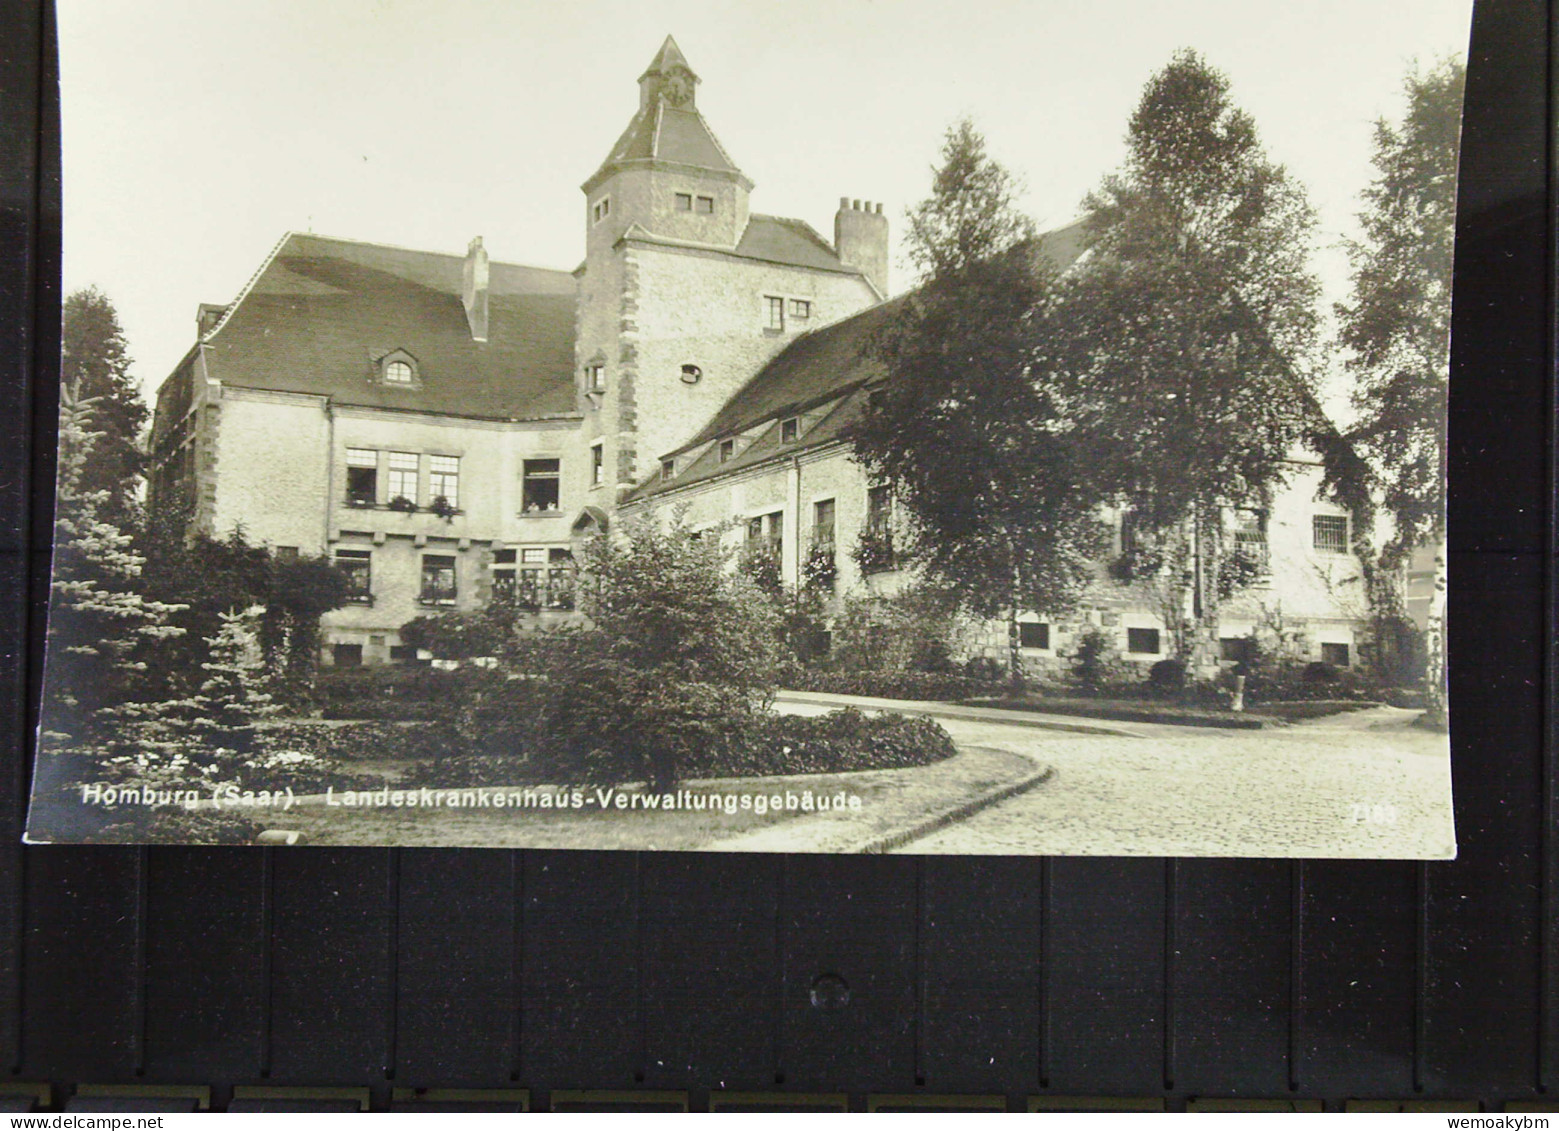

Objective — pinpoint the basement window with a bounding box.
[1019,622,1050,650]
[1126,627,1161,655]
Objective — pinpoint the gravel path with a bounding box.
[896,706,1454,858]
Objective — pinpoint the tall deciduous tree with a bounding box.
[848,119,1107,683]
[61,288,147,525]
[1333,59,1463,715]
[1054,50,1322,664]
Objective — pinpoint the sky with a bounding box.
[58,0,1472,414]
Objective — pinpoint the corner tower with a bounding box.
[581,36,752,254]
[572,37,884,507]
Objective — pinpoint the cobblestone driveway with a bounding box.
[899,707,1454,857]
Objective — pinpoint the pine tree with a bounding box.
[1053,50,1322,665]
[848,119,1108,684]
[61,288,147,525]
[43,383,185,751]
[1334,59,1464,719]
[189,605,279,758]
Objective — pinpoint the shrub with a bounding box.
[1303,661,1342,684]
[1070,628,1117,691]
[962,655,1006,683]
[1148,657,1188,692]
[689,708,956,777]
[784,669,996,702]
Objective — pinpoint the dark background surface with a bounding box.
[0,0,1551,1111]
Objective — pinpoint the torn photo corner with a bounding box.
[28,1,1466,855]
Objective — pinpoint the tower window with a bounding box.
[590,442,604,486]
[675,192,693,211]
[585,364,606,392]
[695,195,714,214]
[592,196,611,224]
[764,296,785,331]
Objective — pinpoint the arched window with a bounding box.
[384,359,413,384]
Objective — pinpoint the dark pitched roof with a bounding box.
[629,219,1096,502]
[201,233,578,420]
[599,101,741,175]
[735,215,856,273]
[664,220,1093,454]
[674,297,903,458]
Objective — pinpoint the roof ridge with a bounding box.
[262,230,575,275]
[204,230,294,342]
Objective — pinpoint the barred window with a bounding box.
[335,549,372,603]
[387,452,418,505]
[1313,514,1349,553]
[420,554,457,605]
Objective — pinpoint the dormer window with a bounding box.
[376,349,420,387]
[780,418,799,443]
[592,196,611,224]
[719,439,735,464]
[661,459,676,482]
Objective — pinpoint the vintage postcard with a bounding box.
[28,1,1468,854]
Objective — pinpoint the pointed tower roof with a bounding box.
[639,35,695,83]
[583,37,750,193]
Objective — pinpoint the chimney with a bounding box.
[834,198,889,296]
[462,236,490,342]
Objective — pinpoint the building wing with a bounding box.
[200,233,578,420]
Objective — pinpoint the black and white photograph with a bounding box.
[27,0,1468,855]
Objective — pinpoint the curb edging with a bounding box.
[851,756,1056,854]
